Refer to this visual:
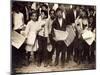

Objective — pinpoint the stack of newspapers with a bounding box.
[53,29,69,41]
[53,26,76,46]
[11,31,26,49]
[82,29,95,45]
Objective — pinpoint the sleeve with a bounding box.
[44,20,49,37]
[51,21,55,37]
[19,13,24,29]
[24,22,30,37]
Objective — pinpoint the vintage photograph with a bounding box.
[11,0,96,74]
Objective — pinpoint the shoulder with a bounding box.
[27,20,33,25]
[20,12,23,15]
[53,19,57,23]
[19,12,23,16]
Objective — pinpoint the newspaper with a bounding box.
[64,26,76,46]
[53,29,69,41]
[53,26,76,47]
[82,30,95,45]
[11,31,26,49]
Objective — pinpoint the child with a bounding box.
[37,10,49,67]
[22,11,43,65]
[52,8,67,67]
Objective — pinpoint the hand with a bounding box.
[20,31,26,37]
[22,26,26,31]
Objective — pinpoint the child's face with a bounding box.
[41,12,46,19]
[31,13,37,21]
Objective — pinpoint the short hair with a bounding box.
[56,8,63,13]
[41,4,48,9]
[30,10,38,17]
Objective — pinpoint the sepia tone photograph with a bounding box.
[11,0,96,74]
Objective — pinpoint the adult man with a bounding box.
[46,9,56,66]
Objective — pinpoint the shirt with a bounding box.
[38,19,49,37]
[24,20,42,45]
[47,18,54,34]
[58,18,63,27]
[25,20,42,36]
[13,12,24,30]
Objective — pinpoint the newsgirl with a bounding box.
[22,11,43,65]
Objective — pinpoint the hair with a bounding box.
[30,10,38,17]
[56,8,63,13]
[30,10,39,21]
[41,4,48,9]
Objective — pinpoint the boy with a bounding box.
[51,8,67,67]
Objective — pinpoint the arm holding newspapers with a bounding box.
[51,20,69,41]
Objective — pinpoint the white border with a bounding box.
[15,0,96,5]
[0,0,100,75]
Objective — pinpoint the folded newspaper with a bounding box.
[53,29,69,41]
[82,29,95,45]
[64,26,76,46]
[11,31,26,49]
[53,26,76,47]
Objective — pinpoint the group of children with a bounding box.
[12,2,96,68]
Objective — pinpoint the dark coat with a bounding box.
[51,18,67,37]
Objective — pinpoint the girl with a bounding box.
[22,11,43,65]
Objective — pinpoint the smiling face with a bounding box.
[31,13,37,21]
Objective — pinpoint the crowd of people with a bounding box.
[12,1,96,68]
